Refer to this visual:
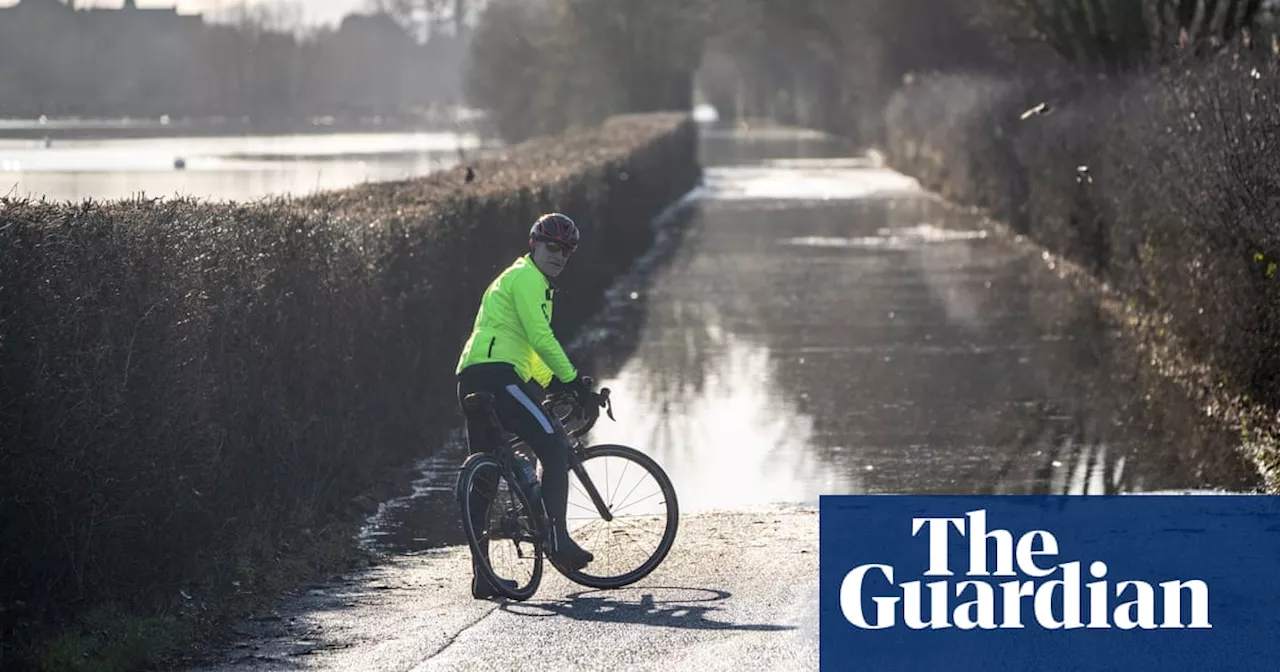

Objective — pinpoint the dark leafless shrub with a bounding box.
[881,52,1280,407]
[0,113,698,644]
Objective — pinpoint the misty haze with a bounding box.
[0,0,484,200]
[3,1,1279,671]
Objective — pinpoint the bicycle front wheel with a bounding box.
[555,444,679,589]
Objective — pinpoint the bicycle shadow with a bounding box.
[498,586,795,632]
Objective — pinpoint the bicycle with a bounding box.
[454,378,679,601]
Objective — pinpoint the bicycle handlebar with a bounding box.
[542,376,614,437]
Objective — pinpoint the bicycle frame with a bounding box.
[473,385,617,531]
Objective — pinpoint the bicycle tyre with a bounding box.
[554,444,679,589]
[457,452,543,601]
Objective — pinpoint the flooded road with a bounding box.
[191,126,1266,672]
[360,126,1260,554]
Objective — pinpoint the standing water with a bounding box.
[0,129,488,202]
[359,126,1260,553]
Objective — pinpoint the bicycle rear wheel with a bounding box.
[456,452,543,601]
[555,444,679,589]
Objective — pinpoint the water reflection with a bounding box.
[0,130,488,202]
[578,131,1258,501]
[358,430,470,552]
[360,128,1260,554]
[585,310,860,513]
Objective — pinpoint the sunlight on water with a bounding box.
[781,224,989,250]
[585,311,861,513]
[701,163,919,201]
[0,130,485,202]
[354,128,1259,555]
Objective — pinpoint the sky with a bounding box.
[0,0,369,26]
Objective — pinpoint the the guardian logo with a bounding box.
[840,509,1212,631]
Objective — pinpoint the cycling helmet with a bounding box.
[529,212,580,251]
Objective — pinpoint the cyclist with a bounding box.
[455,212,598,599]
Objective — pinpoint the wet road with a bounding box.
[193,126,1262,671]
[362,126,1258,554]
[576,129,1260,502]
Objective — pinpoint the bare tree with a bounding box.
[978,0,1263,70]
[367,0,477,39]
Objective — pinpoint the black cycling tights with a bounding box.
[456,363,572,544]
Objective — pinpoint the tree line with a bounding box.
[462,0,1280,142]
[8,0,1273,136]
[0,1,472,123]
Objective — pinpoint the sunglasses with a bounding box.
[544,241,575,256]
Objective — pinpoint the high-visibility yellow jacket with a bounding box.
[455,254,578,387]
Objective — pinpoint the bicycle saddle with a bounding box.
[462,392,495,410]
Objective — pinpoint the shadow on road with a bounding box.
[498,586,794,632]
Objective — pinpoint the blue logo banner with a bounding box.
[819,495,1280,671]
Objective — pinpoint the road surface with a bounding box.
[189,125,1259,671]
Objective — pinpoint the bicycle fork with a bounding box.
[568,448,615,523]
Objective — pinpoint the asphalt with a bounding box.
[190,507,818,672]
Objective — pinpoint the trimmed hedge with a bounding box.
[880,60,1280,484]
[0,112,699,633]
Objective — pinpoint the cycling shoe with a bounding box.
[549,531,594,571]
[471,570,518,599]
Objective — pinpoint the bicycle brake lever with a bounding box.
[599,388,615,421]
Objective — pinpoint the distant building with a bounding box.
[0,0,208,117]
[83,0,203,30]
[1,0,72,16]
[0,0,202,28]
